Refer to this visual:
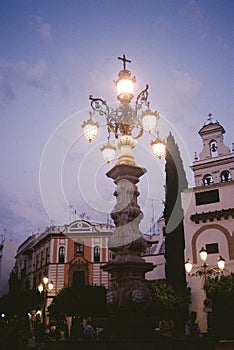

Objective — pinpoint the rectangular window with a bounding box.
[75,243,84,255]
[195,189,220,206]
[94,246,100,262]
[206,243,219,254]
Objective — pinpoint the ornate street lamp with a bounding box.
[82,56,166,331]
[82,54,165,164]
[151,131,166,159]
[100,134,117,164]
[82,111,99,143]
[38,276,54,325]
[185,246,225,284]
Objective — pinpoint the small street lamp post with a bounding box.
[185,247,225,283]
[185,247,226,332]
[38,276,54,325]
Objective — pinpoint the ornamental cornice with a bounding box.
[191,154,234,170]
[191,179,234,191]
[190,208,234,223]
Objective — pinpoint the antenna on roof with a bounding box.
[150,199,155,234]
[2,228,7,241]
[69,204,77,222]
[80,212,85,219]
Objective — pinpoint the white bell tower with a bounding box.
[192,114,233,187]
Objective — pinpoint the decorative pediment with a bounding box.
[64,219,113,241]
[69,220,94,232]
[70,255,88,265]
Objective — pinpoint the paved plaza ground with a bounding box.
[25,336,234,350]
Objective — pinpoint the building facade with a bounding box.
[0,240,20,296]
[12,220,113,308]
[143,218,166,281]
[182,119,234,332]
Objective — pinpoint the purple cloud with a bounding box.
[30,15,52,40]
[0,59,49,106]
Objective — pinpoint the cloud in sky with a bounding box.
[0,60,49,105]
[178,0,205,25]
[30,15,52,40]
[152,18,177,39]
[0,192,35,242]
[0,0,232,242]
[0,189,48,242]
[164,69,202,114]
[171,69,202,102]
[0,74,14,105]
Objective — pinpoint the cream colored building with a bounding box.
[13,220,113,309]
[182,119,234,332]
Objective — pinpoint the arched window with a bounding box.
[203,174,213,186]
[25,279,30,290]
[221,170,232,183]
[38,272,42,285]
[33,276,37,289]
[58,246,65,263]
[46,247,50,264]
[94,245,100,262]
[36,254,39,269]
[40,251,44,267]
[209,140,218,157]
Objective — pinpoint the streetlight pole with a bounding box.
[38,276,54,325]
[82,55,165,334]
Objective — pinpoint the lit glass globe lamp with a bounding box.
[82,55,166,163]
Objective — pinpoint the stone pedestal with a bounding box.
[102,163,155,336]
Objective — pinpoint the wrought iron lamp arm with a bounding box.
[135,84,149,110]
[188,264,224,279]
[89,95,110,117]
[89,93,146,140]
[84,56,165,161]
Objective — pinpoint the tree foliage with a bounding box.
[205,274,234,338]
[205,274,234,297]
[150,280,190,318]
[0,290,42,319]
[164,132,188,294]
[48,285,109,320]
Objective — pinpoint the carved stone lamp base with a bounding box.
[101,162,156,337]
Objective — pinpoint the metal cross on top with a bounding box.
[118,54,131,70]
[207,113,214,123]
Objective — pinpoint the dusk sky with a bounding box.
[0,0,233,243]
